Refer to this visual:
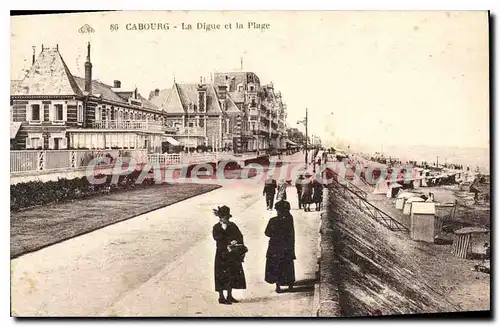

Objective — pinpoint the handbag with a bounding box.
[227,243,248,262]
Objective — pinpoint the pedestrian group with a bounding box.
[212,173,324,304]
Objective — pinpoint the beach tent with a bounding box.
[421,170,431,187]
[413,168,424,188]
[403,197,425,215]
[387,183,403,198]
[410,202,438,243]
[373,179,389,195]
[395,192,415,210]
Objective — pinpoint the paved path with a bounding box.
[11,153,321,317]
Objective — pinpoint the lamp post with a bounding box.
[296,107,308,166]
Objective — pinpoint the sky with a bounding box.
[11,11,489,152]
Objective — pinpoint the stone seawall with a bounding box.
[317,183,460,317]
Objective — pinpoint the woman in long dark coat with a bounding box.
[312,179,324,211]
[301,176,313,212]
[264,200,296,293]
[212,205,246,305]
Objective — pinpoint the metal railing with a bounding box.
[176,126,205,136]
[327,168,409,233]
[11,150,261,174]
[147,153,182,165]
[11,149,148,173]
[92,120,164,132]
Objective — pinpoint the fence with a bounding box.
[10,150,148,173]
[11,150,259,174]
[327,168,409,233]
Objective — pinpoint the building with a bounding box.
[149,71,288,152]
[10,43,171,153]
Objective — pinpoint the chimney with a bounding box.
[113,80,121,88]
[32,46,36,65]
[154,88,160,96]
[134,87,138,99]
[84,42,92,93]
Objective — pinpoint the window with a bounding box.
[198,92,205,112]
[237,84,243,92]
[31,104,41,121]
[77,105,83,123]
[95,107,101,121]
[26,133,43,149]
[226,119,230,133]
[54,104,64,121]
[249,86,255,92]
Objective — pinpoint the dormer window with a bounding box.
[198,91,206,112]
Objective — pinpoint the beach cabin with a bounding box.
[396,192,415,210]
[452,227,490,259]
[413,168,424,188]
[421,170,431,187]
[387,183,403,198]
[403,197,425,215]
[373,179,389,195]
[410,202,438,243]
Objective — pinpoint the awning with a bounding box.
[10,122,21,139]
[163,136,180,146]
[286,139,299,146]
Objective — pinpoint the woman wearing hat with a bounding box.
[212,205,247,304]
[264,200,296,293]
[301,175,313,212]
[311,178,324,211]
[275,179,288,202]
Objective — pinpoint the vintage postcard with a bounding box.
[10,11,490,317]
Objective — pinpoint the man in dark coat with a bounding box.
[265,200,296,293]
[295,174,305,209]
[212,205,246,305]
[263,176,278,210]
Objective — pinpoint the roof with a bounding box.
[411,202,436,215]
[10,122,22,139]
[12,48,82,96]
[73,76,124,103]
[454,227,489,235]
[406,197,425,203]
[228,91,245,103]
[148,88,171,107]
[224,96,241,114]
[10,80,21,93]
[73,77,158,110]
[161,83,222,114]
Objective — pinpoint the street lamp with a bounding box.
[296,107,308,166]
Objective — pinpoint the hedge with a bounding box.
[10,170,156,212]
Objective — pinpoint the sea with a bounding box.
[358,144,490,174]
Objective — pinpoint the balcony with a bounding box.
[92,120,164,132]
[248,108,259,117]
[176,126,205,137]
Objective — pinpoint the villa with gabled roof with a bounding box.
[149,71,288,152]
[10,43,170,152]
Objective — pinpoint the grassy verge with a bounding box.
[11,183,220,259]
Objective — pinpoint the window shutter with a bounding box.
[49,104,54,121]
[26,105,32,121]
[48,137,54,149]
[25,137,31,149]
[63,105,67,122]
[61,138,67,149]
[39,105,44,121]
